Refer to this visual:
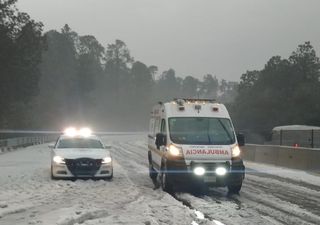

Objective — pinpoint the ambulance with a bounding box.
[147,99,245,193]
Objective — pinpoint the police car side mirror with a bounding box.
[237,133,245,146]
[48,144,54,149]
[155,133,166,149]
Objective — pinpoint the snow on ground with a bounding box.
[0,133,319,225]
[245,161,320,186]
[0,136,215,225]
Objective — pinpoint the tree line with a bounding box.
[0,0,236,131]
[1,1,320,137]
[231,42,320,142]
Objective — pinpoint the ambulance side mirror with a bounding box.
[237,133,245,146]
[155,133,166,149]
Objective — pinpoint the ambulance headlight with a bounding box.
[215,167,227,176]
[64,127,77,137]
[232,145,241,157]
[102,156,112,164]
[193,167,205,176]
[53,156,65,164]
[168,145,182,156]
[79,127,92,137]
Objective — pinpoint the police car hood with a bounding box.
[181,144,232,160]
[53,148,110,159]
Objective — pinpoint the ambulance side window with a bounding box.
[154,118,161,135]
[161,119,166,135]
[149,118,155,136]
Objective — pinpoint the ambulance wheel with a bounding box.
[160,164,173,193]
[148,152,157,180]
[228,183,242,194]
[149,163,157,180]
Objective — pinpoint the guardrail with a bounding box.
[0,135,58,153]
[242,144,320,171]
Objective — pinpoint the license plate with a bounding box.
[204,176,216,183]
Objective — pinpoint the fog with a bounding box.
[17,0,320,81]
[1,0,320,136]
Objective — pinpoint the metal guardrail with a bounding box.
[0,135,58,153]
[0,132,145,153]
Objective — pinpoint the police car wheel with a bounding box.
[104,169,113,180]
[50,166,58,180]
[104,174,113,180]
[108,171,114,180]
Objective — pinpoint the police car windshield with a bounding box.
[169,117,236,145]
[57,138,104,149]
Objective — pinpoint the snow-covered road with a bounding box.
[0,134,319,225]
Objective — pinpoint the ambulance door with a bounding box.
[152,117,163,169]
[158,118,167,164]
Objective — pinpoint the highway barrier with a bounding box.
[0,132,144,154]
[242,144,320,171]
[0,135,58,153]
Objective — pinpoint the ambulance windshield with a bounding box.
[168,117,236,145]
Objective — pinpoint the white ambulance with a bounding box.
[148,99,245,194]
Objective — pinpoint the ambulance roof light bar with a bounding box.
[172,99,185,111]
[173,98,217,104]
[174,99,185,106]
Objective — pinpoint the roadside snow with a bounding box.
[0,134,319,225]
[0,140,214,225]
[245,161,320,186]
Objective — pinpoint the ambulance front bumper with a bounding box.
[165,159,245,186]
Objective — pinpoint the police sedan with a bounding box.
[50,128,113,180]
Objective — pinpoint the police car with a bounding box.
[148,99,245,193]
[50,128,113,180]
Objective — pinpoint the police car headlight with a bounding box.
[215,167,227,176]
[102,156,112,164]
[232,145,241,157]
[53,156,65,164]
[168,145,182,156]
[193,167,205,176]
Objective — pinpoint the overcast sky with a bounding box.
[17,0,320,81]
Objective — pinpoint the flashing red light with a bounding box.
[293,143,299,148]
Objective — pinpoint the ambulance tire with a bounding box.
[160,163,173,193]
[148,152,157,180]
[149,163,157,180]
[227,183,242,194]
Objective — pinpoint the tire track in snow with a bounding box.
[108,135,320,225]
[244,174,320,216]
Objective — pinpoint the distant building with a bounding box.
[271,125,320,148]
